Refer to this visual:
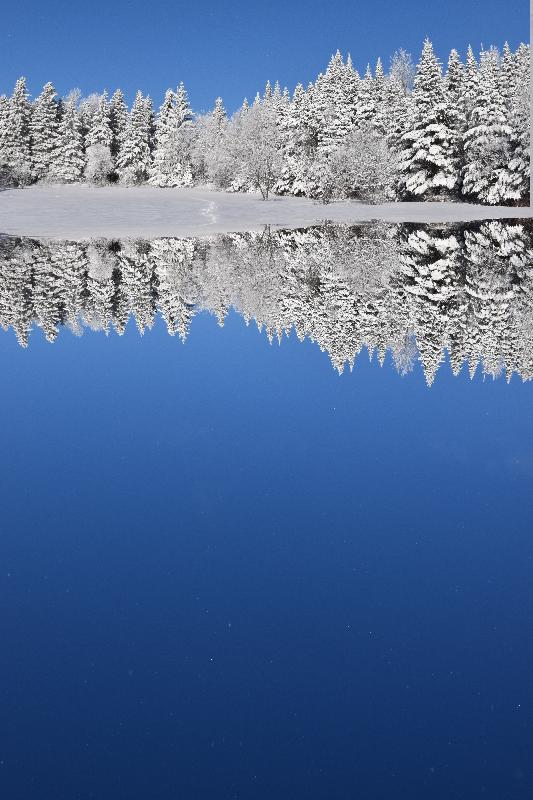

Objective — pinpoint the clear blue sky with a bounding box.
[0,0,529,112]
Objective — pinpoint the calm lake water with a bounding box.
[1,221,533,799]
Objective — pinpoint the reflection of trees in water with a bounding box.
[1,220,532,383]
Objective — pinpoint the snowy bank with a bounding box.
[1,184,531,240]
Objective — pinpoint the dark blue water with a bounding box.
[1,225,533,799]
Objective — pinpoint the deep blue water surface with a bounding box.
[1,226,533,799]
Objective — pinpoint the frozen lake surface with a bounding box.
[1,184,531,239]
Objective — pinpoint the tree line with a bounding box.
[1,219,533,383]
[0,39,530,204]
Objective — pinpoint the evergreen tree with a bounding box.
[495,45,530,203]
[48,93,85,183]
[109,88,129,158]
[445,49,467,187]
[462,48,512,203]
[355,65,376,126]
[463,45,479,126]
[381,72,410,152]
[116,90,153,184]
[149,89,176,186]
[86,91,113,149]
[149,85,193,187]
[31,82,60,181]
[0,78,32,185]
[398,39,460,199]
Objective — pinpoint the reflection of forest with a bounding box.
[1,221,532,383]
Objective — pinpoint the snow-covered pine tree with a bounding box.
[175,82,193,127]
[116,90,153,184]
[212,96,227,128]
[355,65,376,127]
[149,89,176,186]
[149,85,193,187]
[373,57,386,127]
[494,44,530,203]
[274,83,310,195]
[48,92,85,183]
[0,95,10,182]
[463,45,479,126]
[381,70,410,153]
[398,38,460,199]
[109,89,129,158]
[499,42,516,108]
[462,47,512,204]
[445,49,467,187]
[313,51,357,150]
[86,91,113,149]
[30,82,61,181]
[0,78,32,185]
[373,57,394,137]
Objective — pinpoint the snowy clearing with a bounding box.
[1,184,531,240]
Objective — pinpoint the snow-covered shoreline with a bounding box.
[1,184,531,240]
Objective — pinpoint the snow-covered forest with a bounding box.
[1,219,533,383]
[0,39,530,205]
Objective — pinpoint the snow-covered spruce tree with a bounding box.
[462,47,512,204]
[109,89,129,158]
[86,91,113,149]
[463,46,479,128]
[116,91,153,185]
[84,91,114,183]
[398,39,460,199]
[171,82,194,183]
[275,82,320,196]
[0,95,12,185]
[48,91,85,183]
[0,78,33,185]
[149,83,192,187]
[313,51,357,151]
[149,89,175,185]
[30,82,61,182]
[78,93,101,142]
[494,44,530,203]
[355,65,376,127]
[445,49,467,188]
[381,71,411,152]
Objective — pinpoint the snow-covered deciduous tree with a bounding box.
[398,39,460,199]
[224,99,284,199]
[116,91,153,185]
[85,144,114,185]
[389,49,415,95]
[30,82,61,182]
[314,124,398,202]
[192,97,229,185]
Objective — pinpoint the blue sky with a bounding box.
[0,0,529,112]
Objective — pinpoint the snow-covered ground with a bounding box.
[1,184,531,240]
